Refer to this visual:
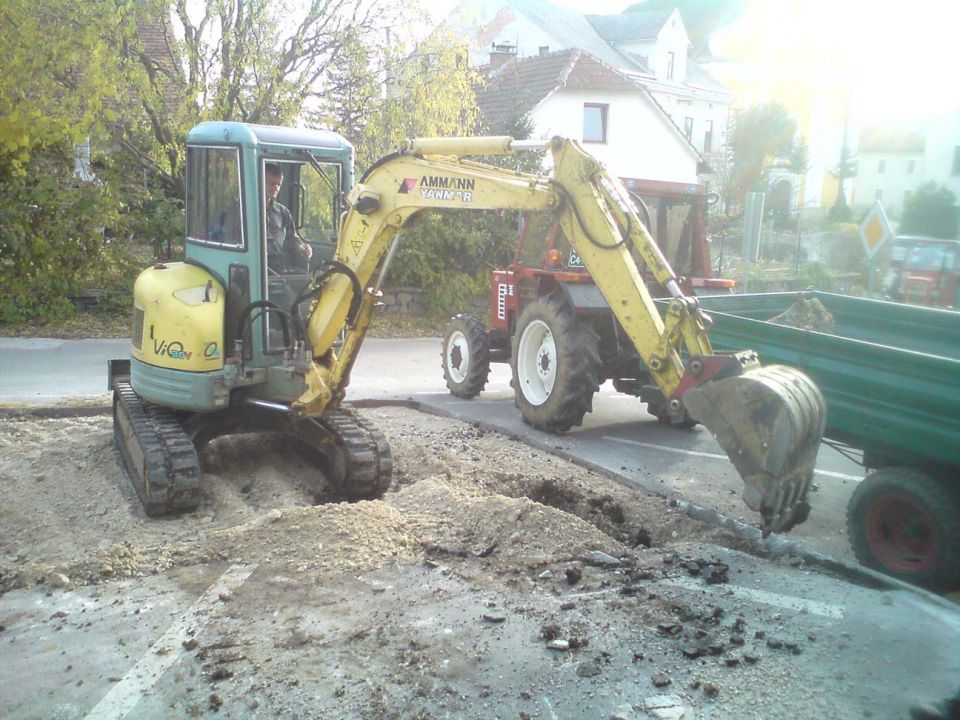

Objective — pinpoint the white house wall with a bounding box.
[649,89,728,159]
[854,152,926,216]
[530,89,699,183]
[923,109,960,202]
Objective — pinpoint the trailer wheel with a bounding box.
[511,295,600,432]
[846,466,960,591]
[442,314,490,399]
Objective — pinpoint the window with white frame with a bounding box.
[583,104,608,144]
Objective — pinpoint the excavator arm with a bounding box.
[293,136,826,536]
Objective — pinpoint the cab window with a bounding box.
[186,146,244,248]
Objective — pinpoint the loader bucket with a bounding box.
[682,363,826,537]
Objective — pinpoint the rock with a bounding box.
[183,638,199,651]
[481,613,506,624]
[560,602,576,611]
[217,591,232,603]
[611,702,635,720]
[743,653,760,665]
[644,694,687,720]
[565,566,583,585]
[681,646,703,660]
[538,570,553,580]
[754,630,765,639]
[701,563,729,584]
[540,623,561,641]
[265,509,283,522]
[209,693,223,710]
[50,573,71,589]
[724,656,741,667]
[651,672,671,688]
[729,634,745,646]
[576,661,601,677]
[766,638,784,650]
[702,683,719,698]
[210,667,233,681]
[547,639,570,651]
[587,551,622,567]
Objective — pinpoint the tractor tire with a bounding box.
[510,294,600,432]
[442,314,491,399]
[846,466,960,591]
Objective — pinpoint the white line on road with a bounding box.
[663,576,844,618]
[604,436,862,482]
[84,564,256,720]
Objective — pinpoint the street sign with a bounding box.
[859,201,893,260]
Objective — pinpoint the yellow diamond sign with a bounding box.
[859,201,892,259]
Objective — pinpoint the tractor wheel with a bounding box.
[846,466,960,591]
[442,314,491,399]
[510,295,600,432]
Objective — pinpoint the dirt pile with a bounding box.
[769,295,836,333]
[0,407,712,593]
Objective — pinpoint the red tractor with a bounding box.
[442,178,730,431]
[883,235,960,309]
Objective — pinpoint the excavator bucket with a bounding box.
[681,356,826,537]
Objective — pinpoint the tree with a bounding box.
[725,102,799,209]
[0,0,133,170]
[900,183,959,239]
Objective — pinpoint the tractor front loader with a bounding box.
[113,124,824,537]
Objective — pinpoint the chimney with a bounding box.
[489,41,516,70]
[539,46,549,56]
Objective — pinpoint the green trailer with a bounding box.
[695,291,960,590]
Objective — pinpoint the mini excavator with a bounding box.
[111,123,825,536]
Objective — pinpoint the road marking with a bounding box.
[85,564,256,720]
[663,576,844,618]
[542,696,560,720]
[603,436,862,482]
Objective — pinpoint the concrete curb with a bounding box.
[4,398,957,612]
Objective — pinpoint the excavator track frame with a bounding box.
[113,381,202,517]
[113,381,392,515]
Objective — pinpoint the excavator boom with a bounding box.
[295,135,826,536]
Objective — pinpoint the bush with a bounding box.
[0,147,123,324]
[388,209,518,319]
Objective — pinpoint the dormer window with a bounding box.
[666,51,675,81]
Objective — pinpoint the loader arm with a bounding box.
[295,136,825,536]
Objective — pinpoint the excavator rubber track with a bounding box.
[113,381,202,517]
[300,406,394,500]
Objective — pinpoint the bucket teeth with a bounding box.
[682,365,826,537]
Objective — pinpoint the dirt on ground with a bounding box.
[0,407,905,719]
[0,407,717,592]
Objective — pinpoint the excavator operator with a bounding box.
[264,162,312,275]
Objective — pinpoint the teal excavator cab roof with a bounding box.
[187,121,353,153]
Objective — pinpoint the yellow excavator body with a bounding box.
[131,262,225,373]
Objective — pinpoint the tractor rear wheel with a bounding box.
[442,314,491,399]
[510,295,600,432]
[846,466,960,591]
